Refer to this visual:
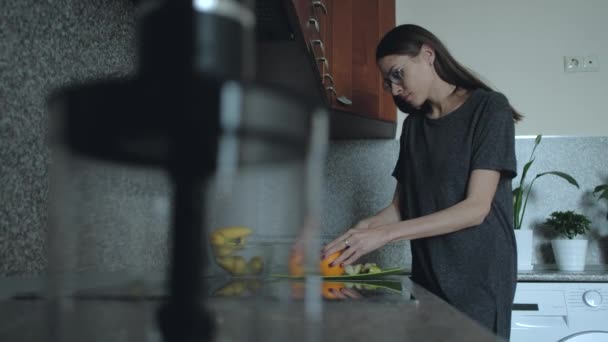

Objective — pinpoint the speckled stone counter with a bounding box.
[0,275,501,342]
[517,270,608,282]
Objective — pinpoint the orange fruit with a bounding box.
[320,251,344,277]
[321,282,346,300]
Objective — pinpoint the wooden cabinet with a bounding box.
[255,0,396,138]
[292,0,396,124]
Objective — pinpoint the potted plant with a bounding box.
[593,183,608,220]
[544,210,591,271]
[512,135,580,271]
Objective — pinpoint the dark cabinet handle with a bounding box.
[316,57,328,69]
[308,18,319,32]
[326,86,352,106]
[310,39,324,54]
[312,1,328,14]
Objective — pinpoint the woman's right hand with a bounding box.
[320,216,380,260]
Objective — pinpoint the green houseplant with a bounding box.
[512,135,580,271]
[513,135,580,229]
[544,210,591,239]
[544,210,591,271]
[593,183,608,220]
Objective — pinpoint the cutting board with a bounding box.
[271,267,406,280]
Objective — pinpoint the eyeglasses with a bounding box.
[382,67,404,92]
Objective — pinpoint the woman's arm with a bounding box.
[358,184,402,228]
[325,169,501,266]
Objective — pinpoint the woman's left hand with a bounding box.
[321,225,392,267]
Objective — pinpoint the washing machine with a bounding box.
[511,282,608,341]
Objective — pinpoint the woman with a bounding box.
[321,24,522,339]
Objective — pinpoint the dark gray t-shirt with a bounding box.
[393,88,517,339]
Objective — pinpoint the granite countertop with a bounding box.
[393,269,608,282]
[517,269,608,282]
[0,274,501,342]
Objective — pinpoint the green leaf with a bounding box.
[512,187,522,197]
[519,158,535,187]
[593,184,608,201]
[535,171,580,188]
[593,184,608,193]
[535,134,542,145]
[513,187,523,229]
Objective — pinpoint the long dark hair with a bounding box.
[376,24,523,122]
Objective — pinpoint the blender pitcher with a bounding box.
[45,2,328,341]
[46,79,327,342]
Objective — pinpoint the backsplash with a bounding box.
[323,136,608,270]
[0,0,137,276]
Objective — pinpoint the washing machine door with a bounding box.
[558,331,608,342]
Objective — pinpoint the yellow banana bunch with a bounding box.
[209,226,253,247]
[210,226,266,277]
[215,255,265,276]
[247,256,264,275]
[212,245,239,257]
[216,256,248,276]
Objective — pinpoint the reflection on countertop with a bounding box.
[0,274,501,342]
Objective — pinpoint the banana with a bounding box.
[247,256,264,275]
[216,256,247,276]
[211,245,241,257]
[209,226,253,247]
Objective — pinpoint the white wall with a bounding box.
[395,0,608,137]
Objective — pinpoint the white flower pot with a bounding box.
[514,229,533,271]
[551,239,588,272]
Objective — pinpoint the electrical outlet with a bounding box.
[582,55,600,72]
[564,55,600,73]
[564,56,583,73]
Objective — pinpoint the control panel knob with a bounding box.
[583,290,603,307]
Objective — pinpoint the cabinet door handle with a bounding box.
[310,39,324,54]
[323,74,334,85]
[316,57,328,69]
[310,39,325,54]
[326,86,353,106]
[307,18,319,32]
[312,1,328,14]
